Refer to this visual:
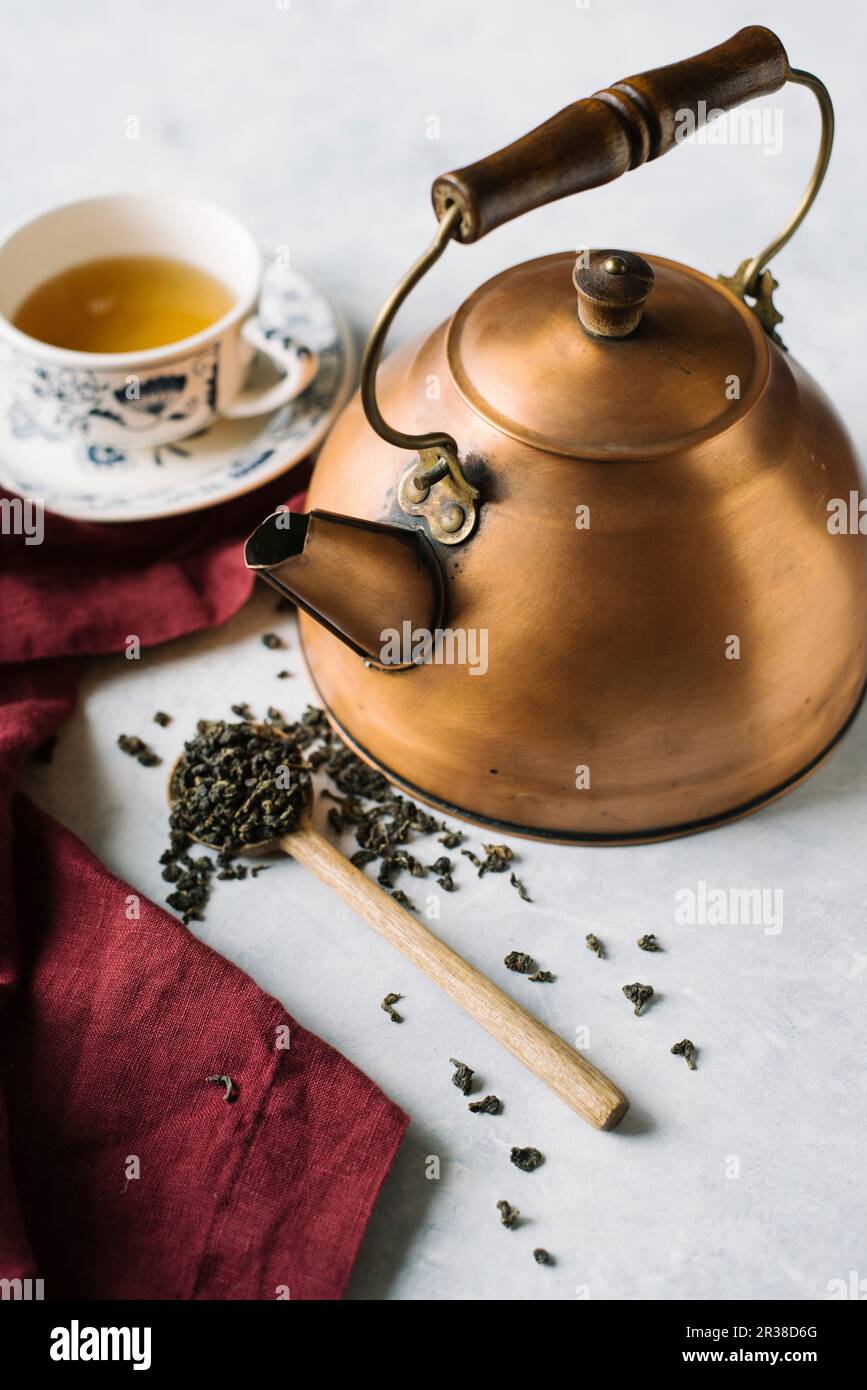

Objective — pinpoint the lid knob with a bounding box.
[573,250,655,338]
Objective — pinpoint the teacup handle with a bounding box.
[222,318,319,419]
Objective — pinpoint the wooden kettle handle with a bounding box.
[284,825,628,1131]
[432,25,789,242]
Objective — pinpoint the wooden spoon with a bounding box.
[168,729,629,1131]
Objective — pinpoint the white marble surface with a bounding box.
[8,0,867,1300]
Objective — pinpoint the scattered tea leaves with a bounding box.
[497,1199,519,1229]
[481,843,514,872]
[623,982,654,1016]
[277,670,291,679]
[671,1038,697,1069]
[391,888,415,910]
[510,1146,544,1172]
[510,871,532,902]
[439,829,463,849]
[463,843,515,878]
[381,992,403,1023]
[262,632,284,649]
[637,933,661,952]
[450,1058,474,1095]
[468,1094,501,1115]
[533,1248,551,1265]
[153,711,172,727]
[585,933,604,958]
[529,970,555,983]
[504,950,534,974]
[161,703,506,927]
[162,849,214,923]
[117,734,161,767]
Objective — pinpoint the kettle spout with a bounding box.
[245,509,445,667]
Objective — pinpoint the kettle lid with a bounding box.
[445,251,770,460]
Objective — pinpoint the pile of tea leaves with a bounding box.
[161,719,309,922]
[168,719,311,850]
[161,705,530,924]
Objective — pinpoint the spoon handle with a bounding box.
[281,826,628,1131]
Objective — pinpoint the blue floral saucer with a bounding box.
[0,262,354,522]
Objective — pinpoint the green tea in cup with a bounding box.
[12,254,235,353]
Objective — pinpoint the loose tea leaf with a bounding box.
[162,850,214,923]
[504,951,534,974]
[117,734,161,767]
[510,1146,544,1172]
[482,844,513,871]
[529,970,554,983]
[230,702,252,718]
[585,933,604,958]
[262,632,284,649]
[153,711,172,727]
[439,829,463,849]
[391,888,416,910]
[450,1058,474,1095]
[468,1094,501,1115]
[205,1073,236,1103]
[623,982,654,1016]
[637,933,661,952]
[381,992,403,1023]
[671,1038,697,1069]
[533,1248,550,1265]
[497,1199,519,1229]
[277,670,291,679]
[463,843,515,878]
[510,872,532,902]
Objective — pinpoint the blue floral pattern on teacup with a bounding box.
[7,346,218,440]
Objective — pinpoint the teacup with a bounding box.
[0,193,319,449]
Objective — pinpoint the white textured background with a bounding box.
[7,0,867,1300]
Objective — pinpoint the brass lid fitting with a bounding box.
[573,249,655,338]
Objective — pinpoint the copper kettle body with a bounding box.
[248,27,867,843]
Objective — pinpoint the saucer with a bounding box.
[0,261,354,522]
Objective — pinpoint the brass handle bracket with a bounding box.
[718,69,833,349]
[397,447,478,545]
[360,203,479,546]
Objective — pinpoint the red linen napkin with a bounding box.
[0,471,408,1300]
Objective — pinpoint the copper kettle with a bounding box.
[247,26,867,844]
